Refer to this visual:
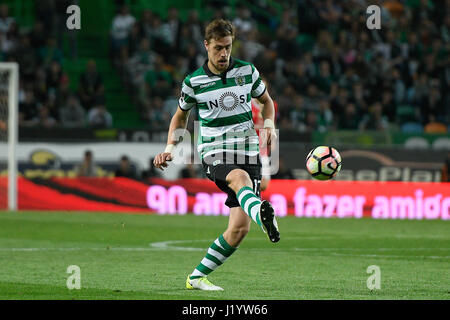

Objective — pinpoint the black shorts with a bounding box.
[202,153,262,208]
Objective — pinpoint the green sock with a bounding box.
[190,234,237,279]
[237,186,262,227]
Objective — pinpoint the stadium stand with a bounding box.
[109,0,449,133]
[0,0,448,133]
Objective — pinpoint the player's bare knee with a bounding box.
[226,169,252,193]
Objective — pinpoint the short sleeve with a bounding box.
[250,66,266,98]
[178,78,196,111]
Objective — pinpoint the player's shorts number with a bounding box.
[253,179,261,198]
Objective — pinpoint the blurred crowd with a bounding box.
[0,2,113,129]
[110,0,449,133]
[1,1,449,134]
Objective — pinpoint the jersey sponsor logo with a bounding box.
[219,92,239,111]
[208,91,246,111]
[199,81,216,89]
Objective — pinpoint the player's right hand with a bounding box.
[153,152,173,171]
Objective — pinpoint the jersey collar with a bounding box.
[202,57,235,83]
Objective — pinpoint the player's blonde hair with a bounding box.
[204,19,235,43]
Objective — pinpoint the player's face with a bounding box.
[205,36,232,73]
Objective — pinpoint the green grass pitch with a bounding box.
[0,211,449,300]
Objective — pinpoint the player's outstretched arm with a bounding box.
[153,107,191,171]
[257,90,277,149]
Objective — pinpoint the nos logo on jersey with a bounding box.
[208,91,246,111]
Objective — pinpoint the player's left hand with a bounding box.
[153,152,173,171]
[260,127,277,151]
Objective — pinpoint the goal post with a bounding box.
[0,62,19,211]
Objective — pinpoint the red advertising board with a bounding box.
[0,177,449,220]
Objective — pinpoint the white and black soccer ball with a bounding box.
[306,146,342,180]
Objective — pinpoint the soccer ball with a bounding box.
[306,146,342,180]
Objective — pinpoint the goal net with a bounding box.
[0,63,18,210]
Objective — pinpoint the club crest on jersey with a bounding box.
[235,75,245,86]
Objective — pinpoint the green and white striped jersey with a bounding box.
[178,57,266,159]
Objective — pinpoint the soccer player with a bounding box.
[153,19,280,291]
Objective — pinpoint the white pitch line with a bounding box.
[329,252,450,260]
[149,239,450,252]
[149,239,207,251]
[0,247,162,252]
[0,238,449,261]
